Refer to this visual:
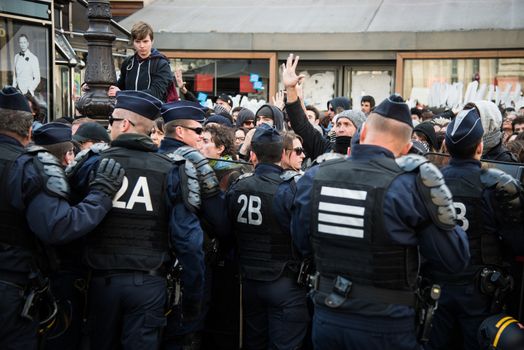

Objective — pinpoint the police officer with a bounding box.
[67,91,205,350]
[286,76,470,349]
[157,100,230,350]
[426,108,524,350]
[227,123,309,349]
[0,86,124,349]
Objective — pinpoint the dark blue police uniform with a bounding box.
[226,124,309,350]
[67,92,206,350]
[157,101,230,350]
[291,96,470,350]
[426,108,524,350]
[0,87,121,350]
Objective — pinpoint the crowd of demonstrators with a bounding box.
[3,46,524,350]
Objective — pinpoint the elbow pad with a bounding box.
[165,152,201,213]
[481,168,523,225]
[27,146,70,200]
[173,146,220,199]
[396,154,456,230]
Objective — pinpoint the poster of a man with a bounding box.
[12,34,41,95]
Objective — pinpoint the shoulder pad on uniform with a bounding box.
[280,169,304,183]
[164,151,186,163]
[178,159,201,212]
[280,170,299,181]
[416,161,456,230]
[237,172,254,181]
[65,143,109,177]
[396,154,428,172]
[173,146,220,198]
[314,152,344,165]
[480,167,509,188]
[32,150,70,200]
[25,145,48,154]
[481,168,523,224]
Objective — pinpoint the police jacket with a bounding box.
[117,48,173,102]
[0,134,113,282]
[69,134,205,300]
[158,137,230,241]
[291,144,470,317]
[227,163,299,282]
[439,158,524,277]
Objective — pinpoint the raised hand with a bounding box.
[281,53,305,89]
[271,90,286,111]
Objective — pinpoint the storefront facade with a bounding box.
[120,0,524,111]
[0,0,130,120]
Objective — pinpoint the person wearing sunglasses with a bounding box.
[234,107,256,130]
[226,123,309,350]
[281,131,305,172]
[67,91,207,350]
[158,100,231,350]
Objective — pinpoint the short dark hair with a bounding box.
[305,105,320,120]
[512,116,524,131]
[164,119,192,136]
[361,95,375,108]
[19,34,28,41]
[204,124,236,157]
[447,139,481,159]
[0,109,33,137]
[252,140,283,164]
[131,21,154,41]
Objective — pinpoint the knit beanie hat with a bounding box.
[333,110,366,129]
[475,100,503,154]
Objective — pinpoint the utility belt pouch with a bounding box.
[325,276,352,308]
[296,258,312,288]
[478,267,513,313]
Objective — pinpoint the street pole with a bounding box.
[76,0,116,121]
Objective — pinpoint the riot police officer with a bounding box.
[157,100,230,350]
[227,123,309,349]
[286,70,470,348]
[426,108,524,350]
[0,86,124,349]
[67,91,206,350]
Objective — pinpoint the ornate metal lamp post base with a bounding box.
[76,0,116,121]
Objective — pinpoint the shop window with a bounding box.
[402,56,524,108]
[0,16,52,118]
[171,58,270,104]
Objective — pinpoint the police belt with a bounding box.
[91,269,167,278]
[316,275,416,307]
[425,269,478,286]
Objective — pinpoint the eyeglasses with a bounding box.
[288,147,304,156]
[243,120,254,126]
[109,115,135,127]
[179,125,203,135]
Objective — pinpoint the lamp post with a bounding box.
[76,0,116,121]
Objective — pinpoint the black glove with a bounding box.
[89,158,125,197]
[181,298,202,323]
